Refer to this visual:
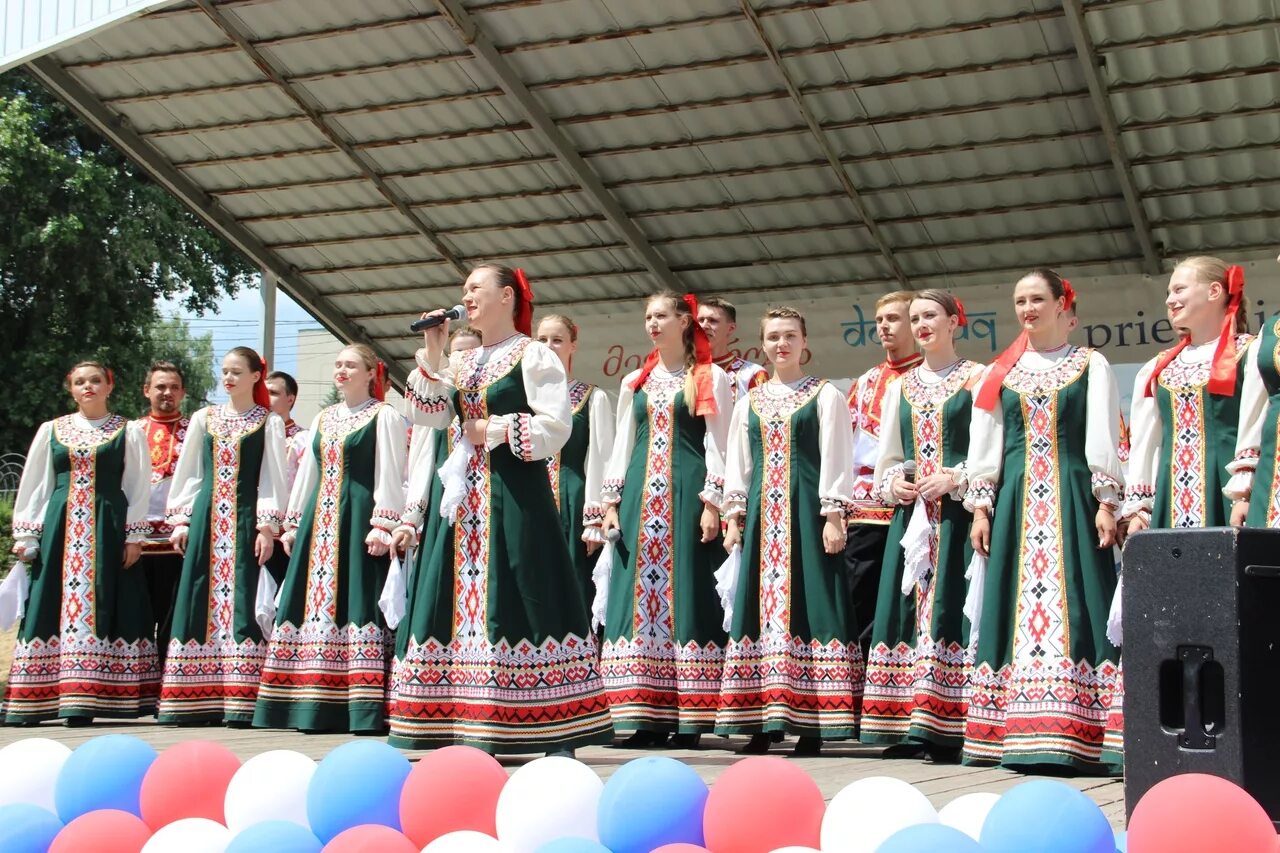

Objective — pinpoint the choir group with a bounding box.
[3,256,1271,778]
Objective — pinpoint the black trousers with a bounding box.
[843,523,890,662]
[141,552,183,668]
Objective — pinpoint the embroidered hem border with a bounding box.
[600,637,726,732]
[861,638,968,745]
[3,635,160,720]
[715,635,863,737]
[158,637,268,721]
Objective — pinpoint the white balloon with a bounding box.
[495,756,602,853]
[0,738,71,812]
[937,792,1000,841]
[223,750,316,834]
[141,817,231,853]
[770,848,822,852]
[421,830,506,852]
[819,776,938,853]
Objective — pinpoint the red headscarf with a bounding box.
[975,278,1076,411]
[372,361,387,402]
[1145,265,1245,398]
[514,268,534,337]
[252,357,271,409]
[629,294,718,417]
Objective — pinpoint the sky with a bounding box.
[163,278,324,403]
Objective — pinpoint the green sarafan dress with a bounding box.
[962,346,1124,772]
[547,380,613,603]
[253,399,406,733]
[714,377,862,739]
[599,363,733,734]
[391,335,612,753]
[158,404,287,724]
[1231,320,1280,526]
[861,361,982,747]
[4,414,158,722]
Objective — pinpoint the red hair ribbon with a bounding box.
[628,294,719,417]
[1145,265,1245,397]
[1061,278,1076,311]
[252,357,271,409]
[954,298,968,327]
[514,268,534,337]
[372,361,387,402]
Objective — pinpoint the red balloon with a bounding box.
[703,757,824,853]
[1130,773,1276,853]
[51,809,152,853]
[652,846,711,852]
[139,740,241,830]
[323,824,418,853]
[399,745,508,846]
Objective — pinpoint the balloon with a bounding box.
[140,817,230,853]
[981,780,1112,853]
[495,756,603,853]
[0,738,72,811]
[820,777,937,853]
[420,830,505,853]
[141,741,241,830]
[597,756,708,853]
[704,757,825,853]
[1113,830,1126,853]
[321,824,417,853]
[307,741,410,842]
[52,809,152,853]
[651,846,709,853]
[534,840,612,853]
[55,735,158,821]
[1128,773,1276,853]
[225,821,323,853]
[224,750,316,834]
[875,824,984,853]
[400,746,508,847]
[937,792,1000,842]
[0,803,64,853]
[769,849,820,852]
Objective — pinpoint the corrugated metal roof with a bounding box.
[7,0,1279,374]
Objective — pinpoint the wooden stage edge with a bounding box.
[0,720,1127,830]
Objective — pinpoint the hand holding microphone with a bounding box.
[893,459,919,503]
[410,305,466,333]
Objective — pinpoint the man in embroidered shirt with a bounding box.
[698,296,768,402]
[845,292,922,662]
[134,361,189,668]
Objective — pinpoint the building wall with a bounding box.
[2,0,175,72]
[292,327,405,426]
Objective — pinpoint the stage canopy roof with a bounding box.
[3,0,1278,374]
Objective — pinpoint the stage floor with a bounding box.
[0,720,1127,830]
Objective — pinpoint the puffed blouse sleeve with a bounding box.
[1225,338,1265,501]
[699,366,734,509]
[398,426,439,536]
[367,404,409,545]
[581,388,615,542]
[165,406,207,533]
[12,422,54,555]
[1084,350,1124,511]
[871,380,907,506]
[817,381,856,517]
[1121,357,1160,520]
[404,348,459,428]
[283,413,322,542]
[963,365,1003,513]
[483,341,572,461]
[722,396,752,521]
[601,375,639,508]
[123,421,152,543]
[256,413,289,535]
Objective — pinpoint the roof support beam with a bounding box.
[21,56,410,386]
[1061,0,1162,275]
[430,0,681,294]
[738,0,908,287]
[191,0,469,279]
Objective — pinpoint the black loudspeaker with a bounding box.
[1123,527,1280,825]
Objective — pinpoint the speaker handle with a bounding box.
[1244,564,1280,578]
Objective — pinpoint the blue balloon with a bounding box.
[597,756,708,853]
[225,820,323,853]
[305,740,411,842]
[876,823,984,852]
[534,840,613,853]
[980,780,1114,853]
[1114,830,1127,852]
[0,803,63,853]
[54,735,157,822]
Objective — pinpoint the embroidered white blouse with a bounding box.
[579,385,616,542]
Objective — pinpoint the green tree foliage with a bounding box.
[0,70,255,451]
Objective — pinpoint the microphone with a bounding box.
[902,460,917,484]
[409,305,465,333]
